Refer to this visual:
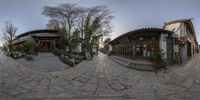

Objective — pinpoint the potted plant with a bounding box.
[151,50,166,73]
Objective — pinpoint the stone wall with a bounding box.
[159,34,167,59]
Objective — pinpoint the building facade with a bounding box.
[13,29,60,52]
[109,19,198,64]
[164,19,198,63]
[109,28,174,64]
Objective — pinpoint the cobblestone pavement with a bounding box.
[0,52,200,100]
[15,53,71,72]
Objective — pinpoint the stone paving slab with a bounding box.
[15,53,72,72]
[0,52,200,100]
[110,56,154,71]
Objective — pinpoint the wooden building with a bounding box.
[164,19,198,63]
[109,19,198,65]
[109,28,174,64]
[13,29,60,52]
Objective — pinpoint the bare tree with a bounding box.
[76,7,87,40]
[2,21,18,52]
[42,3,80,52]
[46,19,60,30]
[42,4,114,57]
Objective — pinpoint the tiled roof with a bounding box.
[110,28,173,44]
[12,35,32,44]
[164,19,192,26]
[16,29,58,38]
[31,33,60,37]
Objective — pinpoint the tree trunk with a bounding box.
[9,41,13,53]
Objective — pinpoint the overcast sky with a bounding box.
[0,0,200,46]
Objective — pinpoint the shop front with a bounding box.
[110,28,173,62]
[37,39,56,52]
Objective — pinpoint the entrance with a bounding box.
[136,45,143,57]
[41,42,50,52]
[38,40,54,52]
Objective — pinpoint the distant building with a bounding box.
[12,29,60,52]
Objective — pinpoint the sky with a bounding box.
[0,0,200,46]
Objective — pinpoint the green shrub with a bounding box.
[59,56,74,66]
[24,39,37,54]
[13,53,21,59]
[16,45,24,52]
[25,55,34,61]
[9,52,25,59]
[151,50,165,62]
[60,49,68,56]
[53,48,68,56]
[52,48,59,55]
[151,50,166,73]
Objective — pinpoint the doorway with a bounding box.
[38,41,53,52]
[136,45,143,57]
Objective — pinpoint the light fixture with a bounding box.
[143,44,147,48]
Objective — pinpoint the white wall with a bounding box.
[159,34,167,59]
[109,44,112,52]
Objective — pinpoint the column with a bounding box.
[53,40,56,49]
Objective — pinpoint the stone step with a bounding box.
[110,56,154,71]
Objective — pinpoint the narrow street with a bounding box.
[0,52,200,100]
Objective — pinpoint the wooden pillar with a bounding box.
[53,40,56,49]
[119,45,121,55]
[132,43,136,57]
[123,44,125,55]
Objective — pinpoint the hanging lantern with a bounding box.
[139,37,143,40]
[179,37,186,45]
